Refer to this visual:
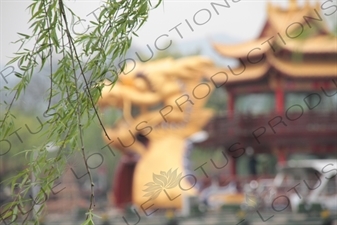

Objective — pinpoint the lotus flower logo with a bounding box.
[143,168,182,199]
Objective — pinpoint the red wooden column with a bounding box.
[275,86,284,114]
[227,91,236,176]
[274,81,285,171]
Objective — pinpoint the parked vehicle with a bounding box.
[270,159,337,213]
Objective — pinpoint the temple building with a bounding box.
[201,0,337,177]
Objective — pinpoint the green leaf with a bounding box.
[17,32,30,39]
[51,29,59,48]
[6,56,21,65]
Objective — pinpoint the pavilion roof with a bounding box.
[267,52,337,78]
[278,35,337,54]
[212,1,333,58]
[206,63,270,85]
[210,0,336,84]
[265,0,329,35]
[212,38,270,58]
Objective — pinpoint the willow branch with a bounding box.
[58,0,95,217]
[58,0,110,141]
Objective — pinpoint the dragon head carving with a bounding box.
[98,56,215,209]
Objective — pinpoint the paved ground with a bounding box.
[42,209,337,225]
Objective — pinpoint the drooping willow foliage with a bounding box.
[0,0,162,224]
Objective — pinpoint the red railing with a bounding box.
[200,111,337,149]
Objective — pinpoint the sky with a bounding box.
[0,0,336,72]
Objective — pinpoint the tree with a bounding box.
[0,0,162,224]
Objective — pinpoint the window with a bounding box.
[235,93,274,115]
[285,92,309,112]
[285,92,337,112]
